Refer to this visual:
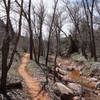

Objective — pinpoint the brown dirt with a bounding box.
[18,54,49,100]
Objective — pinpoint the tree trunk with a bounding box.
[38,22,43,63]
[28,0,33,60]
[0,0,11,94]
[54,31,59,82]
[81,42,87,59]
[1,38,10,94]
[45,0,58,66]
[30,34,33,60]
[45,34,51,66]
[90,14,97,61]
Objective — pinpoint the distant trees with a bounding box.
[62,0,97,61]
[15,0,37,62]
[82,0,97,61]
[63,0,87,57]
[36,1,46,63]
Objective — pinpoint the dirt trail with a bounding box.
[18,54,49,100]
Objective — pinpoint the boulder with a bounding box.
[55,82,73,95]
[55,82,74,100]
[73,96,85,100]
[73,96,80,100]
[90,63,100,77]
[89,78,98,82]
[68,83,82,94]
[56,68,67,75]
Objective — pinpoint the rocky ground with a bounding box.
[26,54,100,100]
[0,52,100,100]
[26,59,60,100]
[0,52,31,100]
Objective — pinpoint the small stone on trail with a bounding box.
[89,78,98,82]
[96,81,100,89]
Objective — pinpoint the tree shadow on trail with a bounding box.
[35,80,48,98]
[34,63,50,97]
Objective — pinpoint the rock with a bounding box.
[55,82,73,95]
[67,66,75,71]
[96,81,100,89]
[81,97,85,100]
[54,87,61,96]
[73,96,80,100]
[81,62,100,77]
[77,56,87,61]
[90,63,100,77]
[0,94,4,100]
[56,68,67,75]
[68,83,82,94]
[58,63,61,66]
[62,75,72,82]
[73,96,85,100]
[89,78,98,82]
[94,90,100,94]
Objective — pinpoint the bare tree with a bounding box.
[28,0,33,60]
[45,0,59,66]
[63,0,82,39]
[82,0,94,58]
[82,0,97,61]
[1,0,11,94]
[1,0,23,94]
[15,0,37,62]
[54,7,66,56]
[63,0,87,56]
[94,0,100,25]
[36,1,46,63]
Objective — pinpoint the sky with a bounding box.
[0,0,74,37]
[31,0,73,37]
[0,0,99,38]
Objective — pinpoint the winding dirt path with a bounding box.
[18,54,49,100]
